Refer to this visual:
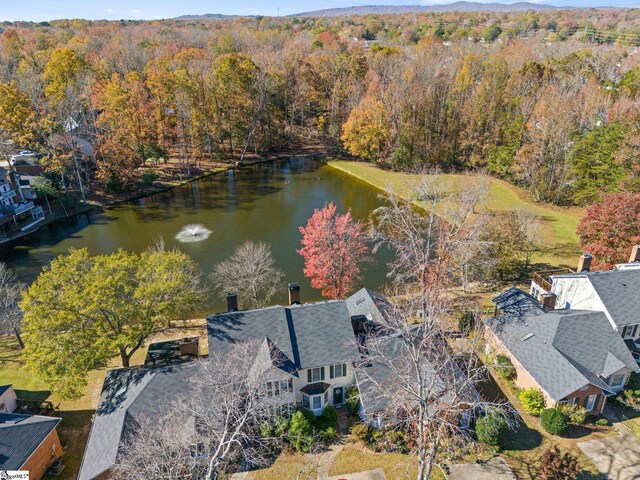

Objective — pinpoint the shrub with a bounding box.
[319,405,338,430]
[494,354,516,381]
[458,310,476,336]
[142,169,158,186]
[595,418,609,426]
[346,386,360,417]
[320,426,338,443]
[475,413,508,448]
[259,420,273,438]
[289,411,313,452]
[540,408,567,435]
[274,416,289,436]
[350,423,370,443]
[381,429,408,453]
[559,404,586,425]
[539,446,579,480]
[518,388,546,416]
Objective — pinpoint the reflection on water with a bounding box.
[0,158,392,312]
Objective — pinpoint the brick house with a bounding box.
[483,288,639,415]
[0,412,63,479]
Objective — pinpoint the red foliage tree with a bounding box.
[577,192,640,269]
[298,202,370,299]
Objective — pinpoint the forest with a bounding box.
[1,8,640,205]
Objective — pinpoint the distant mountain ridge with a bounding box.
[293,2,568,17]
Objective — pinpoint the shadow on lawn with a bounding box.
[44,409,95,480]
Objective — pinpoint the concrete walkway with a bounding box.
[317,444,346,479]
[447,457,516,480]
[578,423,640,480]
[327,468,386,480]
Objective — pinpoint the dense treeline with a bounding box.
[1,10,640,204]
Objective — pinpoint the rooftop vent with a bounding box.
[520,332,534,342]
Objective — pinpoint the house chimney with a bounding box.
[577,253,592,272]
[539,293,557,310]
[226,292,238,312]
[630,245,640,263]
[288,283,301,305]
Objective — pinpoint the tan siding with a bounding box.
[21,428,63,480]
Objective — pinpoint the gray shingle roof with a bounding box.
[0,412,60,470]
[78,362,200,480]
[207,300,360,371]
[345,288,391,325]
[486,287,640,402]
[586,269,640,327]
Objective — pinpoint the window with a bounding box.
[330,363,347,379]
[611,373,626,387]
[308,367,324,383]
[302,394,310,409]
[623,325,638,338]
[266,378,293,397]
[312,396,322,410]
[564,302,571,309]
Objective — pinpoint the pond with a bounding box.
[0,157,393,313]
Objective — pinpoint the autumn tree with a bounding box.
[299,202,370,299]
[341,96,390,162]
[20,248,202,398]
[210,241,284,309]
[0,263,25,348]
[577,193,640,269]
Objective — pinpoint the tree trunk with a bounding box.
[13,326,24,349]
[120,348,130,368]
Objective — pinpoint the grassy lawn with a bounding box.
[0,319,207,480]
[328,443,445,480]
[624,417,640,441]
[327,160,583,268]
[247,451,320,479]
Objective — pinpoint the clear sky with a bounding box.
[0,0,638,22]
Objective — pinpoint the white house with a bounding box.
[0,384,18,413]
[531,248,640,363]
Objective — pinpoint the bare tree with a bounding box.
[0,262,25,348]
[370,171,490,310]
[112,340,294,480]
[355,298,513,480]
[210,241,284,309]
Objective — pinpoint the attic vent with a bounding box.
[520,332,534,342]
[355,298,365,305]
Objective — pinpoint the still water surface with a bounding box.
[0,158,393,312]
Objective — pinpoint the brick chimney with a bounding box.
[577,253,592,272]
[539,293,557,310]
[288,283,301,305]
[630,245,640,263]
[226,292,238,312]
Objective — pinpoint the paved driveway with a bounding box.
[578,424,640,480]
[447,457,516,480]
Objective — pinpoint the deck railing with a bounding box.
[531,268,575,292]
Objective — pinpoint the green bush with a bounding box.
[595,418,609,426]
[350,423,370,443]
[346,386,360,417]
[142,169,158,186]
[475,413,508,448]
[319,405,338,430]
[518,388,546,416]
[259,420,273,438]
[559,404,586,425]
[540,408,567,435]
[289,411,313,452]
[274,416,289,436]
[381,429,408,453]
[494,354,516,381]
[320,426,338,443]
[458,310,476,336]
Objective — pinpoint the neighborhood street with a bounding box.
[579,423,640,480]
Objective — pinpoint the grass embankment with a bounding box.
[328,160,584,269]
[0,319,207,480]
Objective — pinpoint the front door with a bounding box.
[333,386,344,405]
